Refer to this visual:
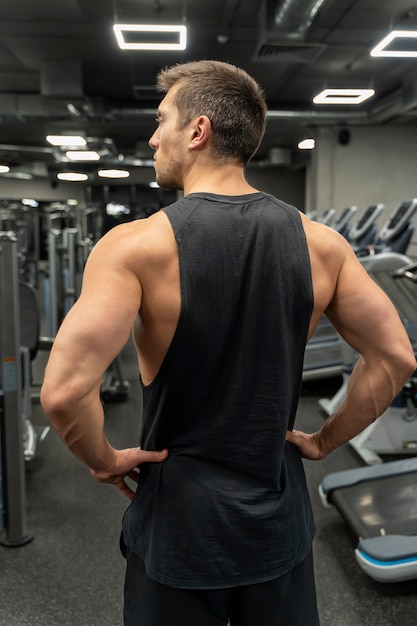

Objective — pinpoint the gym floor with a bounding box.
[1,339,416,626]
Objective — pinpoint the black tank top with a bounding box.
[122,192,316,589]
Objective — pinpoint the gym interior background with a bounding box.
[1,1,417,624]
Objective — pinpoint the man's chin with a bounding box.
[155,178,183,191]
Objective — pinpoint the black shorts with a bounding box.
[122,545,320,626]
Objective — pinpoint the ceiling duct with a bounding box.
[253,0,327,62]
[273,0,328,39]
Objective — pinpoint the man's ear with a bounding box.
[188,115,211,150]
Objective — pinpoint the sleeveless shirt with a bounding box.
[122,191,316,589]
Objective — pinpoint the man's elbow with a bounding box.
[40,380,83,422]
[41,384,68,422]
[405,353,417,379]
[394,349,417,388]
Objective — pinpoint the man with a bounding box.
[41,61,416,626]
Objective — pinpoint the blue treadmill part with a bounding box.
[355,543,417,583]
[357,535,417,563]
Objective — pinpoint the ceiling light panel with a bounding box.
[371,30,417,58]
[113,24,187,50]
[98,169,130,179]
[46,135,86,146]
[66,150,100,161]
[57,172,88,182]
[313,89,375,105]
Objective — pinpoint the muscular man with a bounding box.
[41,61,416,626]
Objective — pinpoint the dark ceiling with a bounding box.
[1,0,417,181]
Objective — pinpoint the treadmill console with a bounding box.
[318,208,336,225]
[348,203,385,241]
[332,205,357,232]
[378,199,417,242]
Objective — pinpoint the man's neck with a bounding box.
[182,161,258,197]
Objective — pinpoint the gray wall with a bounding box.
[307,122,417,257]
[246,165,306,210]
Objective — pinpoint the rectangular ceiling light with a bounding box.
[46,135,86,146]
[66,150,100,161]
[113,24,187,50]
[57,172,88,181]
[313,89,375,105]
[98,169,130,179]
[371,30,417,57]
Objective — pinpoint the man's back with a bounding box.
[122,191,316,588]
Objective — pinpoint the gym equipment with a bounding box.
[319,199,417,443]
[303,203,387,380]
[317,208,336,225]
[19,281,52,462]
[305,209,317,220]
[348,374,417,465]
[0,232,33,547]
[348,203,385,251]
[101,357,130,403]
[44,222,85,337]
[362,198,417,256]
[320,457,417,582]
[331,205,357,240]
[0,200,40,286]
[303,317,343,381]
[319,252,417,464]
[42,213,130,403]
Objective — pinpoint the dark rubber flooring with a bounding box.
[1,341,416,626]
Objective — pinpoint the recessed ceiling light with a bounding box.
[46,135,86,146]
[57,172,88,182]
[113,24,187,50]
[66,150,100,161]
[298,138,315,150]
[313,89,375,104]
[371,30,417,57]
[0,165,10,173]
[98,169,130,178]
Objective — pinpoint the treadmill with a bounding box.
[319,199,417,428]
[348,203,385,252]
[317,208,336,226]
[303,204,386,380]
[373,198,417,255]
[331,205,357,240]
[318,207,417,581]
[320,458,417,583]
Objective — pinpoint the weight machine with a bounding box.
[0,232,33,547]
[43,212,129,403]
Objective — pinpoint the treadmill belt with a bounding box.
[330,472,417,539]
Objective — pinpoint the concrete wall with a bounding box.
[307,122,417,257]
[308,124,417,216]
[246,165,306,210]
